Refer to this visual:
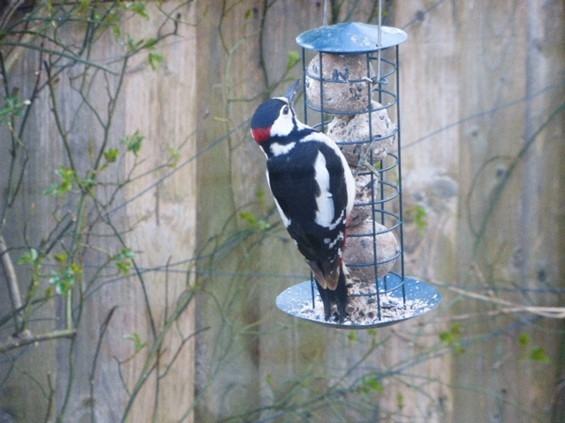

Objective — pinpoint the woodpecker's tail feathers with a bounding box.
[307,259,340,291]
[314,261,349,323]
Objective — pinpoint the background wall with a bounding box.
[0,1,563,422]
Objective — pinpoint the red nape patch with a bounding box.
[251,127,271,143]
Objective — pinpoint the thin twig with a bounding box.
[433,280,565,319]
[0,235,23,329]
[0,328,76,353]
[0,0,25,30]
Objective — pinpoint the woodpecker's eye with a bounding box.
[282,106,289,115]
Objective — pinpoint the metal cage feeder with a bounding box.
[275,22,441,328]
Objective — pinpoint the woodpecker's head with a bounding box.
[250,80,301,147]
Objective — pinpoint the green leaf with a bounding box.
[168,147,180,168]
[357,375,384,394]
[529,347,550,363]
[407,204,428,234]
[518,333,530,347]
[397,392,405,410]
[77,0,91,15]
[148,51,164,71]
[265,374,275,390]
[124,2,149,19]
[111,23,122,39]
[54,251,68,264]
[17,248,39,265]
[43,165,76,197]
[124,332,147,352]
[48,266,78,295]
[239,211,270,231]
[239,211,259,225]
[122,131,144,156]
[104,148,120,163]
[439,324,465,353]
[143,38,159,50]
[0,96,30,123]
[113,248,136,275]
[286,50,300,71]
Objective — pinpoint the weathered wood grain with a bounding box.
[1,0,563,422]
[0,2,197,422]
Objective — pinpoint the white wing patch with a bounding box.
[302,132,355,216]
[313,152,335,228]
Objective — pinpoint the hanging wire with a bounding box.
[376,0,382,83]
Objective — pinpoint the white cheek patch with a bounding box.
[313,152,335,228]
[269,109,294,138]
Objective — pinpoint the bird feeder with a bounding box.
[275,21,441,328]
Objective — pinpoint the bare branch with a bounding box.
[0,329,76,354]
[0,235,23,329]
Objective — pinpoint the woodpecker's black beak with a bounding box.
[284,80,300,105]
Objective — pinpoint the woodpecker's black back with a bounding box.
[250,93,355,322]
[267,140,348,259]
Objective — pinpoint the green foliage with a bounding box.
[518,333,551,363]
[528,347,550,363]
[43,166,77,198]
[406,203,428,234]
[124,2,149,19]
[0,96,30,123]
[104,147,120,163]
[43,166,98,197]
[122,130,145,156]
[356,375,384,394]
[255,188,268,212]
[0,2,186,419]
[48,262,82,295]
[518,332,530,347]
[113,248,136,276]
[17,248,40,266]
[286,50,300,71]
[396,392,405,410]
[148,51,165,71]
[439,324,466,353]
[124,332,147,354]
[238,211,271,231]
[167,146,180,168]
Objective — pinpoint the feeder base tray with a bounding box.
[276,276,441,329]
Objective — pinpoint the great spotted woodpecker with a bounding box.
[250,81,355,322]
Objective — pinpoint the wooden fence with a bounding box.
[0,1,563,422]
